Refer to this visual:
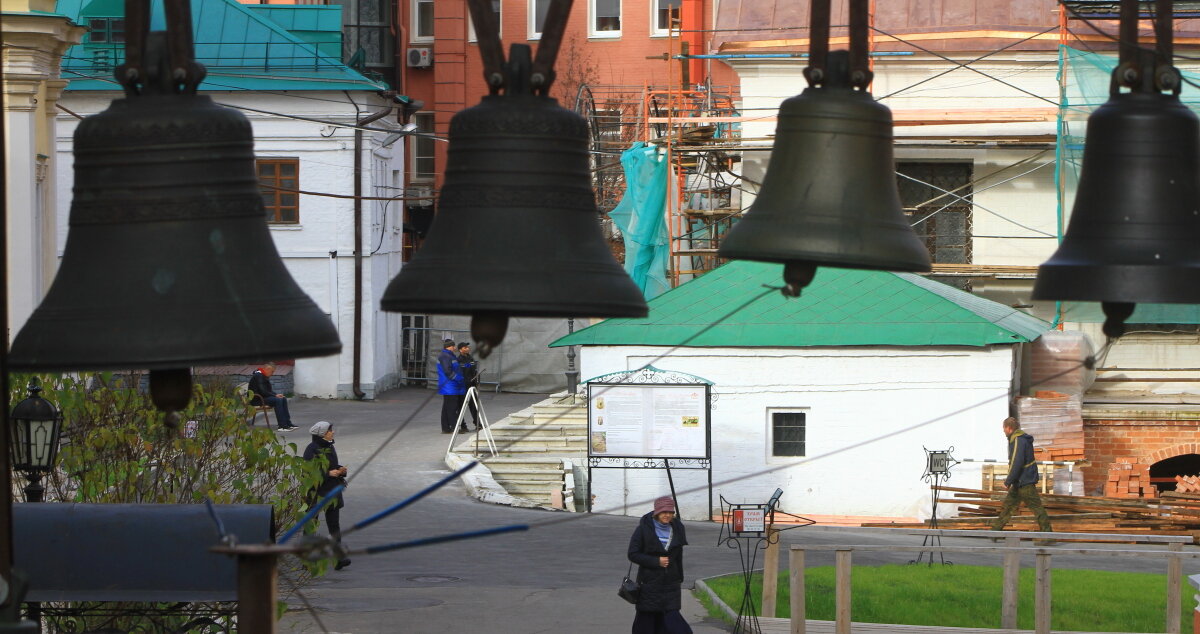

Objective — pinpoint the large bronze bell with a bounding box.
[1033,45,1200,338]
[718,51,931,296]
[380,43,647,355]
[9,26,340,414]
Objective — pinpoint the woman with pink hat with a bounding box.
[626,495,692,633]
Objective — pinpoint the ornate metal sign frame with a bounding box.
[585,366,714,518]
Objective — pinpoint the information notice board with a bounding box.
[587,383,709,459]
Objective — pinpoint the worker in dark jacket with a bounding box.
[991,417,1053,536]
[303,421,351,570]
[458,342,480,429]
[249,363,296,431]
[627,496,692,634]
[436,339,464,433]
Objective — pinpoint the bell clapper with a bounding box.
[780,262,818,298]
[471,312,510,359]
[149,368,194,427]
[1101,301,1136,340]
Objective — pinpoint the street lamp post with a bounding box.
[564,318,579,397]
[10,382,62,504]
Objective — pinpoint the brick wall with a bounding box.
[1084,417,1200,495]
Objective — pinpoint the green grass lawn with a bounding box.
[700,564,1195,633]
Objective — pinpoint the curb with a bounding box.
[693,575,741,624]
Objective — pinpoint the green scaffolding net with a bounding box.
[1057,45,1200,325]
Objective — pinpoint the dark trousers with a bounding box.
[632,610,692,634]
[441,394,463,432]
[465,396,480,426]
[991,483,1052,532]
[264,395,291,426]
[324,504,342,541]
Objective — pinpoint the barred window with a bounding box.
[771,412,806,457]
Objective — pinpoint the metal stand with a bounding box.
[446,386,496,457]
[911,447,958,566]
[718,491,813,634]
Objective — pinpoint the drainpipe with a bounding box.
[354,105,395,399]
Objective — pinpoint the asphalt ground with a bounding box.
[277,387,1199,633]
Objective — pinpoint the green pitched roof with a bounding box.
[57,0,383,92]
[550,261,1052,348]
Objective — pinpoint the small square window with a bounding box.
[771,412,805,457]
[591,0,622,36]
[653,0,681,36]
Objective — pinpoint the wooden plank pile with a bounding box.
[861,485,1200,540]
[1105,457,1153,498]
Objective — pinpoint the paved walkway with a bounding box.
[274,387,1195,633]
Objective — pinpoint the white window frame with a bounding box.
[767,408,808,460]
[468,0,502,43]
[651,0,680,37]
[589,0,622,38]
[528,0,551,40]
[411,0,434,43]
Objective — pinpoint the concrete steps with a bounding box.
[450,394,588,511]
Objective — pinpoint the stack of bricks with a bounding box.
[1175,475,1200,493]
[1105,457,1153,498]
[1033,447,1086,461]
[1028,330,1094,396]
[1017,392,1084,456]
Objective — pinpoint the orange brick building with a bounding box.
[401,0,738,190]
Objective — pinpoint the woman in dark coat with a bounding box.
[627,496,692,634]
[303,421,351,570]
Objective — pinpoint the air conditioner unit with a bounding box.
[406,47,433,68]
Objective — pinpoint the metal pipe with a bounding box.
[676,52,912,59]
[353,105,395,400]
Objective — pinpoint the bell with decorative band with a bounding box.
[380,44,647,356]
[9,32,340,418]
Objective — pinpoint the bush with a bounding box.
[13,373,326,632]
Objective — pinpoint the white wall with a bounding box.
[579,345,1016,521]
[55,91,404,398]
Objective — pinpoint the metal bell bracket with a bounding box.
[115,0,207,97]
[1112,0,1180,96]
[802,0,874,90]
[467,0,573,96]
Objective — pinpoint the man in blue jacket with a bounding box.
[437,339,464,433]
[991,417,1052,536]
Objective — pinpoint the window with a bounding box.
[771,411,806,457]
[468,0,502,42]
[258,159,300,224]
[652,0,680,36]
[412,0,434,42]
[896,162,973,266]
[529,0,551,39]
[87,17,125,44]
[411,113,436,182]
[591,0,621,36]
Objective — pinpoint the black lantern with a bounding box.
[10,382,63,503]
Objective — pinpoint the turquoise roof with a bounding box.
[57,0,383,92]
[550,261,1052,348]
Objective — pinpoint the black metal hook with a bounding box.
[115,0,206,97]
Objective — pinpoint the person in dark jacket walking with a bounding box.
[437,339,465,433]
[991,417,1053,538]
[303,421,351,570]
[627,496,692,634]
[457,342,480,429]
[249,364,296,431]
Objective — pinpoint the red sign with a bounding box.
[732,508,765,533]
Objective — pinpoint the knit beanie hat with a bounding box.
[309,421,332,436]
[653,496,676,515]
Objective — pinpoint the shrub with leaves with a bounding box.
[12,372,327,632]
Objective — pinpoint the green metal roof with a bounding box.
[550,261,1052,348]
[57,0,383,92]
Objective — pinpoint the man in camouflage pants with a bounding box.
[991,417,1053,541]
